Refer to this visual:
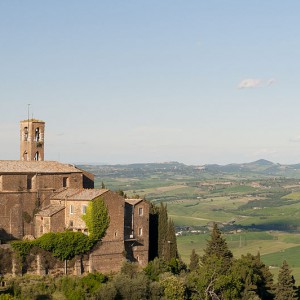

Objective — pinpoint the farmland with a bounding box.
[79,160,300,282]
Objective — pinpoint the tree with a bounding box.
[160,274,186,300]
[189,249,199,271]
[157,203,178,261]
[144,257,170,281]
[201,223,233,272]
[274,260,297,300]
[158,203,168,259]
[232,253,274,300]
[188,223,238,299]
[166,219,178,261]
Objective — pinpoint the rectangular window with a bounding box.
[27,175,33,190]
[63,177,69,188]
[138,227,143,236]
[82,205,87,215]
[138,207,143,216]
[70,205,74,215]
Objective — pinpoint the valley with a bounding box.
[79,160,300,283]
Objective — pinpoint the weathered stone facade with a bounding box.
[0,119,151,274]
[0,161,93,239]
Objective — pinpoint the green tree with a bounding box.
[201,223,233,272]
[188,223,238,300]
[189,249,199,271]
[144,257,170,281]
[166,219,178,260]
[158,202,168,259]
[160,274,186,300]
[232,253,274,300]
[158,203,178,261]
[274,260,297,300]
[82,196,110,242]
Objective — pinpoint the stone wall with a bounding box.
[132,200,149,266]
[63,199,89,231]
[101,191,125,241]
[0,192,37,239]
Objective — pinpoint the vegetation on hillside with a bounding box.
[2,224,300,299]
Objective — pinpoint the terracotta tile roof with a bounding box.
[125,199,144,206]
[51,188,108,201]
[0,160,82,174]
[36,204,65,217]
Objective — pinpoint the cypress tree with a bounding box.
[189,249,199,271]
[274,260,297,300]
[157,203,178,261]
[201,223,233,272]
[158,203,168,259]
[193,224,237,299]
[166,219,178,261]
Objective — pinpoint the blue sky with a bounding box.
[1,1,300,165]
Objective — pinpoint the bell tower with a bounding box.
[20,119,45,161]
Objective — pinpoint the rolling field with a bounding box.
[89,162,300,283]
[145,181,300,282]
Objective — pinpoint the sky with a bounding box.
[1,1,300,165]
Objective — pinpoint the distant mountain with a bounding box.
[247,159,274,166]
[202,159,300,178]
[77,159,300,179]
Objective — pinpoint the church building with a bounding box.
[0,119,150,273]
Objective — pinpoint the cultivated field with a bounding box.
[80,161,300,283]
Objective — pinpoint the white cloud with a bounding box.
[238,79,263,89]
[290,135,300,142]
[238,78,276,89]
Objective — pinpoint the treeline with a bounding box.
[1,223,299,300]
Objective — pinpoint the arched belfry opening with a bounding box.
[23,151,28,161]
[35,128,40,142]
[34,151,39,161]
[20,119,45,161]
[23,127,28,141]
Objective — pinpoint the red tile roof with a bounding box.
[0,160,82,174]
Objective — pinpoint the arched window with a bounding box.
[35,128,40,142]
[24,127,28,141]
[34,151,39,161]
[23,151,28,161]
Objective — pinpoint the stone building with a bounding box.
[0,119,150,273]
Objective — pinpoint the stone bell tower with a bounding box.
[20,119,45,161]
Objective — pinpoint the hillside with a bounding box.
[78,159,300,283]
[78,159,300,182]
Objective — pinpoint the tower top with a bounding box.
[20,119,45,123]
[20,119,45,161]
